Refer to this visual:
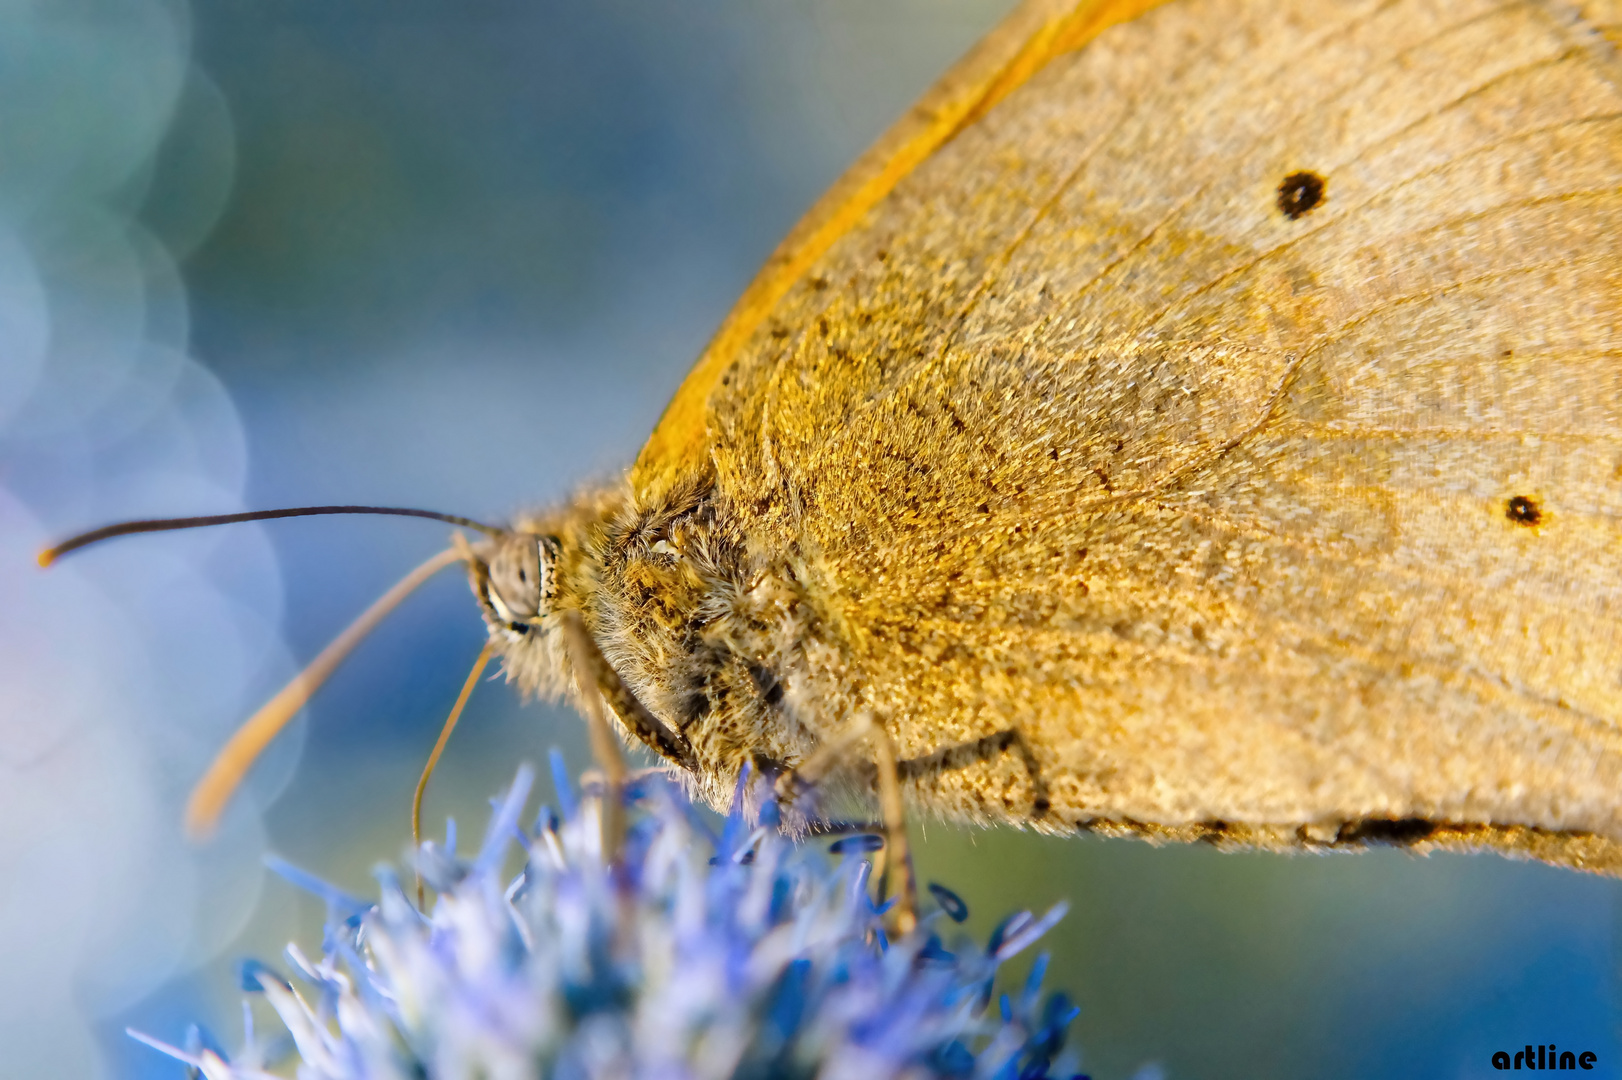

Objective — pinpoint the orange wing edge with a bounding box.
[630,0,1173,494]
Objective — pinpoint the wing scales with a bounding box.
[668,0,1622,855]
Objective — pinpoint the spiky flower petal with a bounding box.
[133,759,1085,1080]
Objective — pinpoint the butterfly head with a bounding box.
[461,511,601,705]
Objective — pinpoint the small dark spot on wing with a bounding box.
[1506,494,1542,526]
[1277,170,1326,219]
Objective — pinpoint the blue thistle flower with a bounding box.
[131,760,1086,1079]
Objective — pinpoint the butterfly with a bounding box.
[44,0,1622,878]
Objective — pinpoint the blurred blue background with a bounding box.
[3,1,1617,1077]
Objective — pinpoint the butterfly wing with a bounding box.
[634,0,1622,866]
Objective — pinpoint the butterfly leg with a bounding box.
[774,712,918,935]
[897,727,1051,820]
[869,721,917,935]
[561,610,629,859]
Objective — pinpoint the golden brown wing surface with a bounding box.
[640,0,1622,864]
[632,0,1170,493]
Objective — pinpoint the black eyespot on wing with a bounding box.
[1277,170,1326,219]
[1336,817,1435,845]
[1506,494,1542,526]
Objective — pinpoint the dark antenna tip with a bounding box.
[38,505,505,566]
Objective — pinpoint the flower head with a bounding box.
[132,757,1083,1079]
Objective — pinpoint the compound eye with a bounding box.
[487,534,558,622]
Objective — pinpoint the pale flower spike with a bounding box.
[132,762,1091,1079]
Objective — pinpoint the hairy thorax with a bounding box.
[494,477,846,811]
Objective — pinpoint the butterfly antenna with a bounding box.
[185,546,467,839]
[414,640,495,909]
[37,505,503,566]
